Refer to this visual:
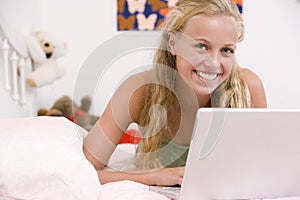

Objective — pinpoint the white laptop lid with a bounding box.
[179,108,300,200]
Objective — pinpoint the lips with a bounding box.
[193,70,221,82]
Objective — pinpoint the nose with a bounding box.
[203,51,220,69]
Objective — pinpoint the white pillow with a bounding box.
[0,117,101,200]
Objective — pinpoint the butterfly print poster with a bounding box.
[117,0,243,31]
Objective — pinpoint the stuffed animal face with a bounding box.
[41,40,54,59]
[25,30,68,87]
[34,31,68,60]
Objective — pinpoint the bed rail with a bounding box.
[0,17,33,107]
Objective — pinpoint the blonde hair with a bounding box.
[135,0,250,169]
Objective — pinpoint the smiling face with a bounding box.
[169,15,239,102]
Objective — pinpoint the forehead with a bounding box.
[181,15,239,44]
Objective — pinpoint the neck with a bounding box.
[197,94,212,108]
[175,75,212,109]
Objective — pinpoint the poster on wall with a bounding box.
[117,0,243,31]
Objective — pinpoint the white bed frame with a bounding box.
[0,16,36,117]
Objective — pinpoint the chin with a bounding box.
[193,87,213,97]
[193,82,220,95]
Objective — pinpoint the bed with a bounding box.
[0,117,168,200]
[0,117,299,200]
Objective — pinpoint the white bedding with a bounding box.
[0,117,299,200]
[0,117,101,199]
[0,117,168,200]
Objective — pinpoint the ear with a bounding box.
[168,32,177,56]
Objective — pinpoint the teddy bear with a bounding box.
[74,96,99,131]
[38,95,142,143]
[24,30,68,87]
[38,95,99,131]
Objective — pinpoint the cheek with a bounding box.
[176,42,204,67]
[176,57,188,75]
[222,59,235,78]
[176,52,206,71]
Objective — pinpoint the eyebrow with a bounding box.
[193,38,237,48]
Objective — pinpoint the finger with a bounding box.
[178,177,183,185]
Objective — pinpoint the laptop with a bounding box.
[149,108,300,199]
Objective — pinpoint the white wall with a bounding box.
[1,0,300,117]
[36,0,116,111]
[238,0,300,108]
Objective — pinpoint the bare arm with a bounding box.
[97,167,185,185]
[240,68,267,108]
[83,144,185,185]
[83,71,184,185]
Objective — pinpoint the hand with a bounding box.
[149,166,185,186]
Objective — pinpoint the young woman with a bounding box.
[83,0,267,186]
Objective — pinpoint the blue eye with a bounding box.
[221,47,235,54]
[195,43,208,51]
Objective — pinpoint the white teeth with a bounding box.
[197,71,219,81]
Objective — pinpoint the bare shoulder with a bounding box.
[112,70,150,122]
[115,70,150,99]
[239,68,262,86]
[239,67,267,108]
